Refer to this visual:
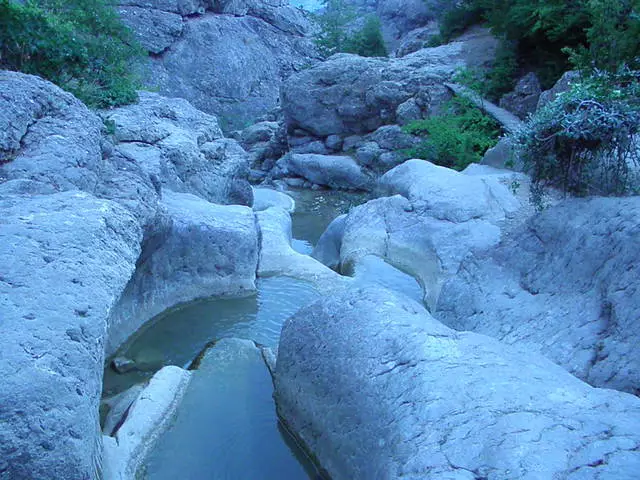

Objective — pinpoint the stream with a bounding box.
[102,188,370,479]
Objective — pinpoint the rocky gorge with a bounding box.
[1,0,639,479]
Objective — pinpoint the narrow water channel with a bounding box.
[102,188,369,479]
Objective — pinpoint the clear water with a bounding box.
[142,338,319,480]
[103,276,319,396]
[288,188,370,247]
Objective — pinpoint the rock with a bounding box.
[311,213,346,269]
[437,197,640,394]
[481,136,516,169]
[138,11,318,129]
[324,134,343,151]
[239,121,280,147]
[102,366,191,480]
[102,92,252,206]
[355,142,383,166]
[287,153,374,190]
[394,21,440,57]
[111,356,137,374]
[395,97,422,125]
[0,191,142,480]
[106,190,259,355]
[117,6,183,54]
[342,135,364,152]
[537,70,581,110]
[334,160,521,307]
[291,139,330,155]
[252,187,296,212]
[118,0,205,16]
[282,28,497,139]
[101,384,145,437]
[364,124,418,151]
[0,71,103,191]
[378,159,519,223]
[255,207,349,292]
[275,286,640,480]
[499,72,542,120]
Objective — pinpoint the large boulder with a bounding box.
[285,153,374,190]
[122,1,318,129]
[499,72,542,120]
[275,286,640,479]
[281,28,497,142]
[437,197,640,394]
[0,71,103,191]
[102,91,253,207]
[0,190,142,480]
[329,160,521,307]
[106,190,259,355]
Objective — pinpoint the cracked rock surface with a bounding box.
[437,196,640,394]
[274,286,640,480]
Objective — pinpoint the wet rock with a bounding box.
[112,356,137,374]
[103,366,191,480]
[102,384,145,437]
[275,286,640,480]
[437,197,640,394]
[311,213,346,270]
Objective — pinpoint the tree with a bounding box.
[0,0,142,107]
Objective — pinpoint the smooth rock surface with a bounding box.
[106,190,259,355]
[437,196,640,394]
[0,191,142,480]
[275,286,640,480]
[103,366,191,480]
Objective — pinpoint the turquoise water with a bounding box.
[142,338,319,480]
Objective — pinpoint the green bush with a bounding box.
[0,0,142,108]
[403,97,501,171]
[313,0,387,58]
[515,68,640,202]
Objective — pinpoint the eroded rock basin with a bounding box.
[103,276,321,478]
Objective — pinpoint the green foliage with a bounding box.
[0,0,142,108]
[313,0,387,58]
[453,41,518,101]
[515,68,640,202]
[403,97,501,170]
[567,0,640,72]
[437,0,640,87]
[347,15,388,57]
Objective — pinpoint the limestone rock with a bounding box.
[437,196,640,394]
[0,191,142,480]
[106,190,259,355]
[275,286,640,479]
[286,153,374,190]
[281,28,497,139]
[499,72,542,120]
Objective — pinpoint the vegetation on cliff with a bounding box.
[0,0,141,107]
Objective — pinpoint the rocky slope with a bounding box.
[118,0,319,129]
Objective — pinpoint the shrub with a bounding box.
[0,0,142,108]
[515,68,640,203]
[403,97,501,171]
[313,0,387,58]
